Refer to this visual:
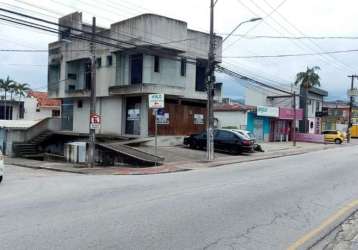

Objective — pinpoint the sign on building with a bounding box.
[156,109,169,124]
[127,109,140,121]
[194,114,204,124]
[347,88,358,97]
[257,106,279,118]
[90,113,101,129]
[148,94,165,109]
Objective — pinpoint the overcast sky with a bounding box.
[1,0,358,100]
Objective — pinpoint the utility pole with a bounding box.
[347,75,357,143]
[88,16,97,167]
[292,91,297,146]
[206,0,216,161]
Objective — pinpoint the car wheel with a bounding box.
[335,139,342,144]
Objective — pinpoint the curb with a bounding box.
[287,200,358,250]
[9,162,87,174]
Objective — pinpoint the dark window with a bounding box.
[67,73,77,80]
[36,108,40,112]
[77,100,83,108]
[107,55,112,66]
[96,57,102,68]
[180,58,187,76]
[85,62,91,90]
[215,130,237,140]
[19,102,24,119]
[195,59,207,92]
[60,28,71,40]
[52,110,60,117]
[154,56,160,73]
[130,54,143,84]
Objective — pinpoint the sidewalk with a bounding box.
[6,141,355,175]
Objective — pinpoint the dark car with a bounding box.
[183,129,255,154]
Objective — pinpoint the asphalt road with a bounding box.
[1,145,358,250]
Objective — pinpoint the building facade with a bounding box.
[24,91,61,120]
[48,12,222,137]
[214,103,254,130]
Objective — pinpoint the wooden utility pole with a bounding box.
[88,16,97,167]
[206,0,215,161]
[347,75,357,143]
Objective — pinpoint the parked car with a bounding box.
[233,130,256,143]
[183,129,255,154]
[0,150,4,183]
[322,130,346,144]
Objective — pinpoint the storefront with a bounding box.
[247,106,278,142]
[270,107,303,142]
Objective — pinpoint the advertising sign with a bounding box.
[127,109,140,121]
[347,88,358,97]
[149,94,165,109]
[156,109,169,124]
[90,113,101,129]
[279,108,304,120]
[194,114,204,124]
[257,106,279,118]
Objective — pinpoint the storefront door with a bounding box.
[254,118,264,142]
[125,97,141,135]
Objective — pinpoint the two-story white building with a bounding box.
[48,12,222,138]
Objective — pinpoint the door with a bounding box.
[61,100,73,131]
[254,118,264,142]
[125,97,142,135]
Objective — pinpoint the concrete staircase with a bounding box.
[13,130,54,158]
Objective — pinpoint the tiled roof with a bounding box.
[214,103,255,112]
[28,91,61,107]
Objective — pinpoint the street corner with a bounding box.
[288,200,358,250]
[109,165,192,175]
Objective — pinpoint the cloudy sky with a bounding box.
[1,0,357,100]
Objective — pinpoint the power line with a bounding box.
[218,34,358,40]
[223,49,358,58]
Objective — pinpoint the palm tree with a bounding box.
[13,83,31,119]
[294,66,321,132]
[0,76,15,120]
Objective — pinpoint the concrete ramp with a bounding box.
[97,143,164,165]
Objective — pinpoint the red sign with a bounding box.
[279,108,303,120]
[90,113,101,129]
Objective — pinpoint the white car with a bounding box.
[0,150,4,183]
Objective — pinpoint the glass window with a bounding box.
[180,58,187,76]
[107,55,112,66]
[154,56,160,73]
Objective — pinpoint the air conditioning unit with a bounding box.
[64,142,87,163]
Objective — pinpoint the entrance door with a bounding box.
[61,100,73,131]
[254,118,264,142]
[125,97,141,135]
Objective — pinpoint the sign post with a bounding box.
[90,113,101,130]
[148,94,164,165]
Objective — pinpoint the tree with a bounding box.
[294,66,321,132]
[0,76,16,120]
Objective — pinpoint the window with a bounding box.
[316,101,320,111]
[67,73,77,80]
[36,108,40,112]
[195,59,207,92]
[96,57,102,68]
[154,55,160,73]
[52,110,60,117]
[107,55,112,66]
[215,130,237,140]
[180,58,187,76]
[130,54,143,84]
[77,100,83,108]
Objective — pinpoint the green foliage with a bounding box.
[294,66,321,89]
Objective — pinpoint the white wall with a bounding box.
[72,97,123,134]
[23,98,56,120]
[215,111,248,129]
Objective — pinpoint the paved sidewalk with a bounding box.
[5,158,187,175]
[313,210,358,250]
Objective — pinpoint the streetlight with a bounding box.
[222,17,263,44]
[206,14,262,161]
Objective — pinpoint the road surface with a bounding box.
[1,145,358,250]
